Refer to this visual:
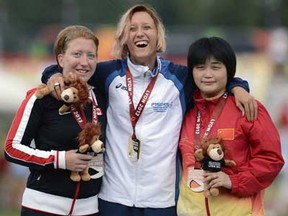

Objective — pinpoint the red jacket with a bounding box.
[177,91,284,216]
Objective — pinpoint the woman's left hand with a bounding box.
[233,87,258,121]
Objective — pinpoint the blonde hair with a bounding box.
[112,4,166,59]
[54,25,99,67]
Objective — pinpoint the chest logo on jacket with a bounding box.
[115,83,128,91]
[151,102,173,112]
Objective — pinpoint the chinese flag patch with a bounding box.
[217,128,234,140]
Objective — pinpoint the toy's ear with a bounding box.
[215,143,222,150]
[206,144,213,154]
[219,141,226,152]
[195,149,204,161]
[63,72,77,85]
[66,72,77,84]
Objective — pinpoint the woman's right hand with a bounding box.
[65,150,93,172]
[47,73,65,100]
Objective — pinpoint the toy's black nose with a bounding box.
[63,95,69,100]
[217,149,222,155]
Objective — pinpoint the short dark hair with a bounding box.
[187,37,236,85]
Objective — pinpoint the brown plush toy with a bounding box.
[194,137,236,197]
[35,72,90,114]
[70,122,105,182]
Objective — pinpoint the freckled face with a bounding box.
[126,11,158,68]
[193,56,227,99]
[58,38,98,82]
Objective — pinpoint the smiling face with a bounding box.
[57,38,97,82]
[125,11,158,69]
[193,56,227,100]
[187,37,237,99]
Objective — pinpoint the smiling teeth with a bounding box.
[78,69,88,73]
[136,41,148,47]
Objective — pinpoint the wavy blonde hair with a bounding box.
[112,4,166,59]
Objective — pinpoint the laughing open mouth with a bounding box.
[136,41,148,48]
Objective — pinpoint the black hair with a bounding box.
[187,37,236,86]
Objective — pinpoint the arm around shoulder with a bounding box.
[41,64,61,84]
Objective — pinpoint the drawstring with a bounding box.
[68,182,81,215]
[205,197,211,216]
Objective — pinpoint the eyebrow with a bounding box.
[210,61,222,65]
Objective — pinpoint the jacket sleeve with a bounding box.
[227,77,250,93]
[179,110,197,177]
[229,101,284,197]
[4,89,65,171]
[41,64,61,84]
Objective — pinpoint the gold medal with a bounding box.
[128,136,141,162]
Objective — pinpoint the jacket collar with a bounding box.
[127,57,160,78]
[194,89,224,111]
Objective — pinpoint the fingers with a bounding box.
[244,101,252,121]
[203,173,218,183]
[236,100,245,117]
[73,156,92,172]
[65,150,93,171]
[207,175,221,189]
[73,164,88,172]
[252,100,258,120]
[236,97,258,122]
[205,175,223,191]
[233,87,258,121]
[244,98,258,121]
[70,160,89,172]
[203,172,232,190]
[53,82,62,100]
[47,73,65,100]
[78,154,93,161]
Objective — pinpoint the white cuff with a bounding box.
[52,150,66,169]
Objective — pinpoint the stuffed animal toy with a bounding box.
[35,72,90,114]
[194,137,236,197]
[35,83,51,99]
[70,122,105,182]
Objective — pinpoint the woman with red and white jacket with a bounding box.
[4,25,106,216]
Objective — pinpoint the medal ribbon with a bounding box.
[69,90,99,215]
[71,90,99,129]
[126,66,160,140]
[194,92,228,150]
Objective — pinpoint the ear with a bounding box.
[57,53,64,68]
[206,144,212,154]
[216,143,222,149]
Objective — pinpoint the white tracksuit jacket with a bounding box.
[95,57,192,208]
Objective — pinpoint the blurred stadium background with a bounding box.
[0,0,287,215]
